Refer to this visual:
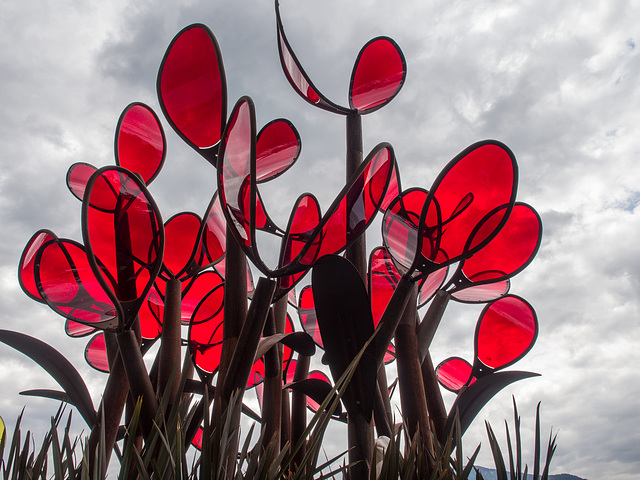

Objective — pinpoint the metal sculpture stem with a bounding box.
[157,277,182,405]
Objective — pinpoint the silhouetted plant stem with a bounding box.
[273,296,291,449]
[291,353,310,468]
[421,349,447,442]
[157,277,182,407]
[417,290,450,360]
[262,308,282,455]
[394,285,435,472]
[88,331,129,469]
[373,369,393,438]
[345,112,367,282]
[116,329,158,439]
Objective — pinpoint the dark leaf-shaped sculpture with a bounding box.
[384,141,518,280]
[115,102,166,185]
[82,166,164,329]
[436,295,539,437]
[312,255,377,421]
[285,369,344,418]
[157,23,227,165]
[0,330,96,428]
[275,1,406,115]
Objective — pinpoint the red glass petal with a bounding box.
[417,266,448,307]
[382,188,428,271]
[415,141,518,273]
[380,161,401,211]
[85,333,109,373]
[299,144,394,266]
[475,295,537,371]
[460,203,542,284]
[158,24,226,149]
[189,285,225,374]
[280,194,321,271]
[201,192,226,266]
[66,163,97,202]
[350,37,406,113]
[83,167,164,325]
[182,270,224,325]
[138,286,163,340]
[115,103,165,185]
[369,247,401,326]
[451,279,510,304]
[163,212,202,278]
[18,229,57,302]
[217,98,254,247]
[436,357,474,393]
[65,319,97,338]
[35,238,118,328]
[256,119,300,183]
[298,285,322,348]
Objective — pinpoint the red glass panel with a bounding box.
[417,142,517,272]
[301,145,393,264]
[256,119,300,183]
[66,163,97,201]
[192,427,204,450]
[202,193,226,266]
[83,167,164,322]
[85,333,109,373]
[65,319,97,338]
[35,239,117,328]
[461,203,541,283]
[350,37,406,113]
[368,247,399,363]
[189,286,225,374]
[18,229,57,302]
[306,370,333,412]
[417,267,448,307]
[115,103,165,185]
[382,188,428,270]
[380,162,401,211]
[163,212,202,278]
[158,24,226,149]
[298,285,322,348]
[277,29,321,105]
[280,194,321,270]
[436,357,474,393]
[182,270,224,325]
[218,98,253,247]
[138,286,163,340]
[451,279,510,303]
[475,295,537,371]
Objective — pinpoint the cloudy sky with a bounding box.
[1,0,639,478]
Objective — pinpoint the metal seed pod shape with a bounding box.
[82,166,164,329]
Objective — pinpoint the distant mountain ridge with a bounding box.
[473,467,588,480]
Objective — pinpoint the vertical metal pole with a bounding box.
[157,277,182,405]
[345,112,367,281]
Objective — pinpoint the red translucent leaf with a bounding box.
[436,357,474,393]
[201,193,226,266]
[217,98,254,247]
[138,286,163,340]
[18,229,57,302]
[256,119,300,183]
[417,266,448,307]
[451,279,510,304]
[163,212,202,278]
[475,295,537,371]
[83,167,164,325]
[299,144,394,266]
[460,203,542,284]
[66,163,97,202]
[115,103,165,185]
[382,188,428,271]
[305,370,333,412]
[65,319,97,338]
[182,270,224,325]
[367,247,399,363]
[380,162,401,211]
[298,285,322,348]
[158,24,226,149]
[189,286,225,374]
[416,141,518,272]
[280,194,321,271]
[350,37,406,113]
[35,238,118,328]
[85,333,109,373]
